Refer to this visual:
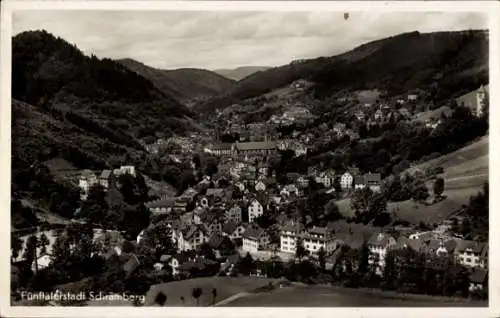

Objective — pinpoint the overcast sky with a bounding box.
[13,11,487,70]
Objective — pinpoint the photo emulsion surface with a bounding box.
[9,9,490,308]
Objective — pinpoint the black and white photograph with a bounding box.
[1,0,498,316]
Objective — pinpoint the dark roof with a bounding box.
[100,170,112,179]
[208,234,228,249]
[354,175,365,184]
[455,240,487,253]
[145,198,176,209]
[368,232,395,247]
[235,141,277,151]
[222,221,239,234]
[122,253,141,277]
[469,269,488,283]
[206,188,224,197]
[364,173,381,183]
[212,143,232,150]
[243,226,266,240]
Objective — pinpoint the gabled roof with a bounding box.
[455,240,487,254]
[206,188,225,197]
[100,170,112,179]
[364,173,381,183]
[368,232,395,247]
[222,221,240,234]
[145,198,176,209]
[469,269,488,284]
[243,226,267,240]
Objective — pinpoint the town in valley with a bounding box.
[9,11,490,307]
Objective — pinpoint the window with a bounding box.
[466,258,471,263]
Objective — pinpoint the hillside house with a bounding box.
[302,226,337,256]
[248,199,264,222]
[354,175,365,190]
[398,107,411,118]
[280,184,299,197]
[355,111,366,121]
[297,176,309,188]
[455,240,488,269]
[234,181,245,192]
[114,166,136,177]
[225,205,242,224]
[455,85,489,117]
[340,171,355,190]
[407,94,418,101]
[208,234,234,259]
[222,221,247,240]
[333,123,347,136]
[367,232,396,275]
[201,213,223,237]
[99,170,112,189]
[242,226,270,253]
[172,224,209,252]
[145,197,176,215]
[279,221,306,254]
[364,173,382,192]
[78,170,98,200]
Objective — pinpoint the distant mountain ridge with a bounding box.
[214,66,271,81]
[117,58,236,104]
[199,30,488,113]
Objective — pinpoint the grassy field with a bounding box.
[413,106,453,123]
[336,137,488,224]
[145,276,279,306]
[222,284,487,307]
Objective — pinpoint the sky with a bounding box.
[13,11,487,70]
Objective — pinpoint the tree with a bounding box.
[410,177,429,202]
[203,156,219,177]
[79,184,108,225]
[433,178,445,200]
[192,287,202,306]
[211,288,217,305]
[38,233,50,255]
[11,234,23,262]
[358,242,369,274]
[318,247,326,271]
[24,235,38,273]
[295,239,309,261]
[238,252,255,275]
[154,291,167,306]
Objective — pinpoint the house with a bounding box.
[202,213,223,237]
[222,221,246,240]
[340,171,355,190]
[234,181,245,192]
[122,253,141,278]
[407,94,418,101]
[78,170,98,200]
[208,234,234,259]
[99,170,112,189]
[398,107,411,118]
[206,188,225,199]
[469,269,488,292]
[205,143,232,156]
[226,205,242,224]
[455,85,489,117]
[248,199,264,223]
[355,111,365,121]
[242,226,270,253]
[333,123,347,136]
[353,175,365,190]
[255,180,266,192]
[280,184,299,197]
[294,143,308,157]
[367,232,396,275]
[115,165,136,177]
[145,197,176,215]
[280,221,306,254]
[455,240,488,269]
[364,173,382,192]
[172,224,209,252]
[297,176,309,188]
[346,130,360,140]
[374,109,384,121]
[302,226,337,256]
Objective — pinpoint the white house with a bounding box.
[367,232,396,275]
[242,227,270,254]
[340,171,354,189]
[172,225,209,252]
[279,221,305,254]
[455,240,488,269]
[281,184,299,197]
[302,226,337,256]
[78,170,98,200]
[255,180,266,192]
[248,199,264,223]
[225,205,242,224]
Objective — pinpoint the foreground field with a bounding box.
[145,276,279,306]
[222,284,487,307]
[336,137,488,224]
